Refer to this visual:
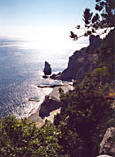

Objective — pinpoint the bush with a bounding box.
[54,74,114,157]
[0,116,64,157]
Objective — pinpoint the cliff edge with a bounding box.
[61,35,102,81]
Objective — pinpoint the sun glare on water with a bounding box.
[0,25,89,57]
[13,26,75,51]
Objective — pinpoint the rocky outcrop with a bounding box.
[50,72,61,80]
[39,95,61,119]
[99,127,115,156]
[39,82,73,120]
[43,61,52,76]
[61,35,102,81]
[28,111,45,128]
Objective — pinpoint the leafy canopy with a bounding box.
[0,116,64,157]
[70,0,115,40]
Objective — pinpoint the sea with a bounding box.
[0,38,79,118]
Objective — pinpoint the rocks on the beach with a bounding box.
[37,80,63,88]
[28,97,40,102]
[39,95,61,119]
[28,113,45,128]
[39,81,73,122]
[43,75,48,79]
[50,72,62,80]
[43,61,52,76]
[99,127,115,156]
[38,83,63,88]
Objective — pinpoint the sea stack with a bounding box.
[43,61,52,76]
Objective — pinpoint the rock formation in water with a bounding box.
[43,61,52,76]
[60,35,102,81]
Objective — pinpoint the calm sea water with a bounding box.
[0,39,74,118]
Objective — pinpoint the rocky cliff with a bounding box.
[61,35,102,81]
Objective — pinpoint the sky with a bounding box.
[0,0,95,49]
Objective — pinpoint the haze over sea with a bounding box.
[0,37,88,118]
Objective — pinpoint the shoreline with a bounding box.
[28,79,74,127]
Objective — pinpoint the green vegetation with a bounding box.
[0,0,114,157]
[70,0,115,39]
[54,74,115,157]
[95,28,115,83]
[0,116,63,157]
[83,0,115,30]
[55,0,115,156]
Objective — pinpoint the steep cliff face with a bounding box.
[61,35,102,81]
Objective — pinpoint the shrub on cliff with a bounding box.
[95,28,115,83]
[54,74,115,157]
[0,116,64,157]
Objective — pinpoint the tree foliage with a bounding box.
[54,75,114,157]
[70,0,115,40]
[0,117,64,157]
[83,0,115,29]
[90,27,115,84]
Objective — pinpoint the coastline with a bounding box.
[28,79,74,127]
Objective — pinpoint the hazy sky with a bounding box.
[0,0,95,49]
